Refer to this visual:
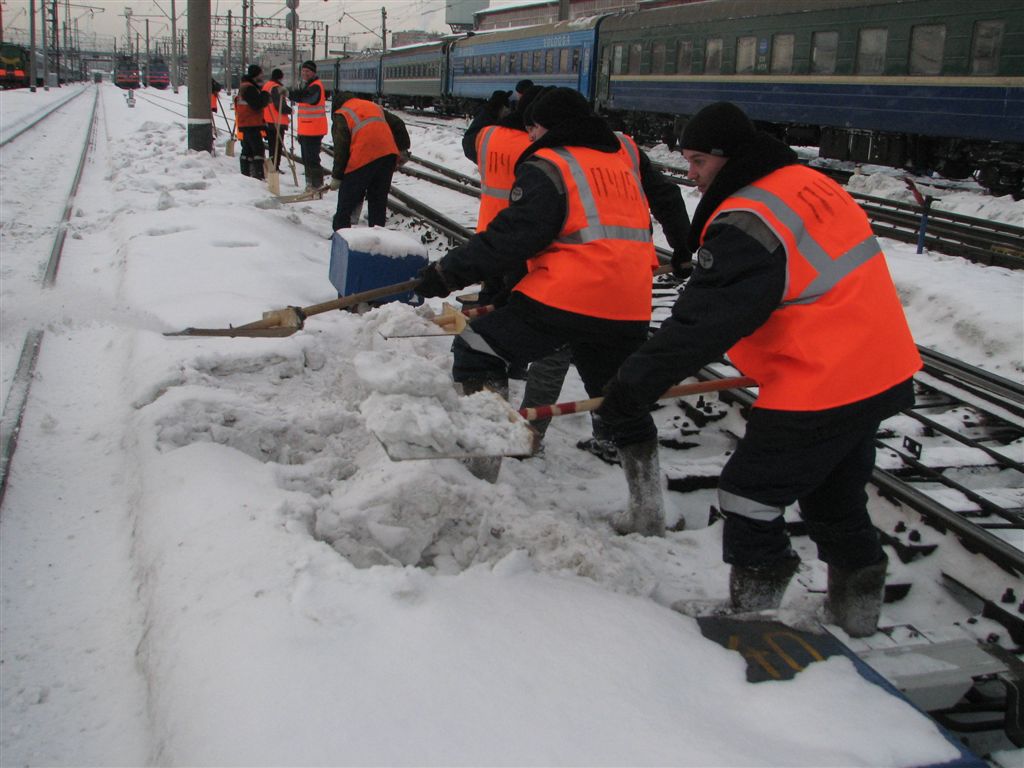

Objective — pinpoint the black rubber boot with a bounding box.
[240,155,252,177]
[612,438,665,537]
[729,552,800,612]
[251,158,265,181]
[459,377,510,484]
[826,552,889,637]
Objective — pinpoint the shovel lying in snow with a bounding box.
[367,376,756,461]
[164,278,421,337]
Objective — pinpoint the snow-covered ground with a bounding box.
[1,83,1022,767]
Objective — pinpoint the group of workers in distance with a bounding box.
[413,89,921,639]
[228,61,410,232]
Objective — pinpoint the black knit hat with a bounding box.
[271,68,284,80]
[527,87,590,130]
[514,79,534,95]
[246,64,262,78]
[681,101,757,157]
[515,85,544,116]
[301,60,317,73]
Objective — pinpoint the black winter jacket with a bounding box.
[440,114,690,336]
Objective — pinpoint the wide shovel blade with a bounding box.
[275,185,330,205]
[368,376,755,461]
[225,137,236,157]
[165,277,421,337]
[266,164,281,196]
[381,303,495,338]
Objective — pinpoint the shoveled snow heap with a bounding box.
[356,305,537,460]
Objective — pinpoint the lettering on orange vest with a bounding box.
[262,81,290,126]
[474,125,532,232]
[704,165,922,410]
[296,79,327,137]
[334,99,399,173]
[234,81,264,128]
[514,146,655,321]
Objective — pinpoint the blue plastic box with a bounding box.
[329,228,428,305]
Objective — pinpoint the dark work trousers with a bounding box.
[265,123,286,171]
[718,379,913,572]
[452,301,652,441]
[332,154,397,231]
[519,345,572,436]
[297,135,324,186]
[240,126,265,159]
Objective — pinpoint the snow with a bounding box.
[1,84,1022,766]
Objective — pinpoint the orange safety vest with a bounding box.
[474,125,533,232]
[514,146,656,321]
[296,78,327,137]
[234,80,264,128]
[210,93,218,112]
[262,80,289,126]
[704,164,922,410]
[334,98,399,173]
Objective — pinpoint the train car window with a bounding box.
[546,50,555,74]
[628,42,643,74]
[491,55,499,73]
[613,44,625,76]
[736,36,757,74]
[677,40,693,74]
[704,38,723,74]
[510,53,519,74]
[971,20,1004,75]
[811,31,839,74]
[501,53,509,74]
[910,24,946,75]
[652,41,667,74]
[856,29,888,74]
[559,48,569,73]
[771,34,794,73]
[572,48,581,73]
[533,50,544,72]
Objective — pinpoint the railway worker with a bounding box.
[262,68,291,174]
[596,101,922,637]
[210,78,222,113]
[327,91,411,231]
[235,64,270,180]
[510,79,534,110]
[413,88,678,512]
[289,60,328,191]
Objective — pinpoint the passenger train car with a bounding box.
[309,0,1023,195]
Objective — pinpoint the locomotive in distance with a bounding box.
[300,0,1022,197]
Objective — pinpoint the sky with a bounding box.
[1,0,472,50]
[1,83,1022,766]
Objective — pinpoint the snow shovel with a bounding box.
[381,302,494,338]
[367,376,756,461]
[164,277,421,338]
[218,96,236,157]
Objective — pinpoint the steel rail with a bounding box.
[0,85,90,148]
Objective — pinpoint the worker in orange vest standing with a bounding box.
[328,91,410,231]
[413,88,665,513]
[597,102,922,637]
[262,68,290,174]
[235,64,269,179]
[289,60,327,191]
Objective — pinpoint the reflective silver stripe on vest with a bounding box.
[548,148,652,245]
[732,184,883,305]
[339,106,385,136]
[614,132,644,191]
[477,126,511,199]
[718,489,785,522]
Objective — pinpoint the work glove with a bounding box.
[414,262,453,299]
[671,248,692,279]
[329,177,342,191]
[595,376,646,426]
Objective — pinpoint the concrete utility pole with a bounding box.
[29,0,36,91]
[40,0,49,89]
[240,0,247,78]
[170,0,178,92]
[381,7,387,55]
[187,0,213,154]
[226,10,232,93]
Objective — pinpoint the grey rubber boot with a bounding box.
[612,438,665,537]
[826,552,889,638]
[729,552,801,612]
[459,377,510,484]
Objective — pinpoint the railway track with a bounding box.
[652,159,1024,269]
[0,86,99,507]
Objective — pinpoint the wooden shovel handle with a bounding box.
[299,278,422,318]
[518,376,757,421]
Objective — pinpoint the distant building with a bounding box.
[447,0,489,32]
[390,30,444,48]
[474,0,704,30]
